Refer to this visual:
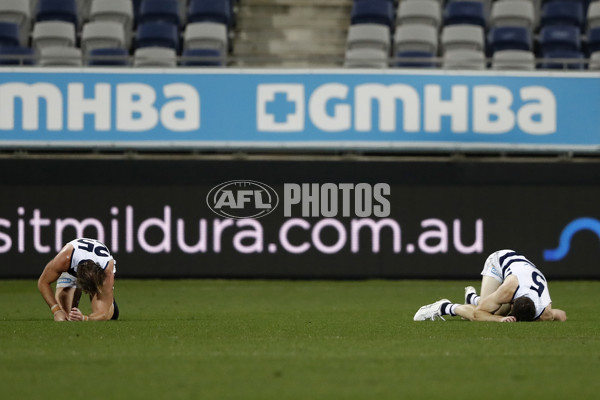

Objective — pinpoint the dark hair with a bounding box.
[76,260,105,297]
[512,296,536,321]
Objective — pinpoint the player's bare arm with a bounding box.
[538,305,568,322]
[473,276,519,322]
[37,244,73,321]
[69,260,115,321]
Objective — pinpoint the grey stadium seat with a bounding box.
[589,2,600,30]
[589,51,600,70]
[491,50,535,70]
[396,1,441,29]
[344,47,388,69]
[490,1,535,29]
[40,46,82,66]
[89,0,134,46]
[441,24,485,54]
[81,21,126,54]
[346,24,390,53]
[133,46,177,67]
[184,22,228,52]
[393,24,438,55]
[32,21,76,50]
[443,49,486,70]
[0,0,31,47]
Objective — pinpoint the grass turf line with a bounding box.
[0,279,599,400]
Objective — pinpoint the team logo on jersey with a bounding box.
[206,180,279,220]
[544,217,600,261]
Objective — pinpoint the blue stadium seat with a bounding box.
[88,47,130,66]
[394,50,435,68]
[539,25,581,53]
[588,27,600,54]
[488,26,532,54]
[0,45,35,65]
[36,0,78,26]
[0,21,20,47]
[181,48,225,66]
[139,0,181,26]
[540,1,584,31]
[350,0,395,30]
[136,22,179,50]
[188,0,232,26]
[443,1,486,28]
[539,49,585,70]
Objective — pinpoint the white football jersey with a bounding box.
[500,252,552,319]
[66,238,116,276]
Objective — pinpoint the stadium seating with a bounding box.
[394,50,436,68]
[136,22,179,50]
[443,1,486,28]
[181,48,225,66]
[39,45,82,66]
[0,21,20,47]
[589,1,600,29]
[396,1,442,29]
[81,21,127,54]
[89,0,134,29]
[346,24,391,54]
[87,47,129,66]
[491,49,535,70]
[31,21,76,49]
[139,0,181,26]
[0,0,32,46]
[0,45,35,65]
[0,0,595,70]
[539,49,585,70]
[443,48,486,70]
[393,24,438,55]
[540,1,584,31]
[587,26,600,54]
[133,46,177,67]
[539,25,581,53]
[487,26,532,54]
[490,0,535,29]
[36,0,78,26]
[184,22,228,52]
[589,50,600,69]
[441,24,485,53]
[89,0,134,47]
[344,47,388,68]
[350,0,395,30]
[188,0,232,27]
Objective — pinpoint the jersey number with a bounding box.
[530,271,546,297]
[77,239,109,257]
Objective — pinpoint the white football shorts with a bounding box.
[480,251,504,283]
[56,272,77,289]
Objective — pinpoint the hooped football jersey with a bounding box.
[67,238,116,276]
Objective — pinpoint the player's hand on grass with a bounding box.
[69,307,84,321]
[500,316,517,322]
[53,309,67,321]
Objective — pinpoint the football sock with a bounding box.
[466,293,480,306]
[441,302,458,317]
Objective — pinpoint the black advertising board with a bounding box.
[0,158,598,279]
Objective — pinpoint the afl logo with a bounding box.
[206,180,279,219]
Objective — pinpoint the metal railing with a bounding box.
[0,53,599,71]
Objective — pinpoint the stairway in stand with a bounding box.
[232,0,352,67]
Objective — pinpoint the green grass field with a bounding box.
[1,279,599,400]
